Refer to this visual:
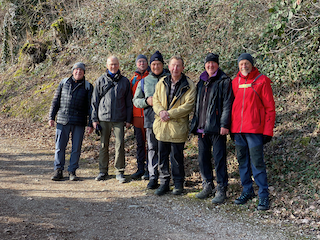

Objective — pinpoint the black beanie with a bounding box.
[205,53,219,65]
[150,51,164,64]
[237,53,254,66]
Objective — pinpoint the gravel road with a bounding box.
[0,137,309,240]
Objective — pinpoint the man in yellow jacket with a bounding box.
[152,56,196,196]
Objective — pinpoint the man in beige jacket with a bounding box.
[152,56,196,196]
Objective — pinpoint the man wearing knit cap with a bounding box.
[152,55,196,196]
[231,53,275,210]
[49,62,94,181]
[190,53,233,203]
[133,50,168,189]
[130,54,150,180]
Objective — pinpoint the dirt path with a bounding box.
[0,136,307,240]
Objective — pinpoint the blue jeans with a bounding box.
[54,123,85,173]
[146,128,158,180]
[234,133,269,198]
[198,133,228,188]
[158,141,185,187]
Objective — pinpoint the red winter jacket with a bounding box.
[231,67,275,136]
[130,69,150,118]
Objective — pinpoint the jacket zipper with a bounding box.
[239,77,246,133]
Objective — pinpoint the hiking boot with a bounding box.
[51,169,63,181]
[131,170,145,180]
[95,173,108,181]
[155,184,170,196]
[116,173,126,183]
[147,179,159,189]
[257,197,270,211]
[211,187,227,204]
[172,187,184,195]
[234,192,256,205]
[196,185,214,199]
[69,172,79,181]
[141,170,149,180]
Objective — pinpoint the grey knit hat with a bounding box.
[237,53,254,66]
[72,62,86,73]
[136,54,148,63]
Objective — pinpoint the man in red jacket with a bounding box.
[231,53,275,210]
[130,54,150,180]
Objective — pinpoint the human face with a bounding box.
[151,60,164,76]
[136,58,148,73]
[205,61,219,77]
[72,68,85,81]
[238,59,253,77]
[169,58,184,81]
[107,57,120,74]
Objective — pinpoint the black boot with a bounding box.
[51,169,63,181]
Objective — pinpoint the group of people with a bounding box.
[48,51,275,211]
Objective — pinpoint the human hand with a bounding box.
[263,135,272,144]
[87,127,94,134]
[146,96,153,106]
[159,110,170,122]
[48,120,55,127]
[220,127,229,135]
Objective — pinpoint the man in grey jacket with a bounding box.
[133,51,167,189]
[91,56,133,183]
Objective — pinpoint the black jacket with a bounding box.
[91,71,133,123]
[49,76,93,126]
[190,69,233,135]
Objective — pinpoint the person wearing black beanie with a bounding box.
[190,53,233,204]
[150,51,164,64]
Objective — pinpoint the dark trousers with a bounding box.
[158,141,185,187]
[234,133,269,198]
[198,133,228,188]
[134,126,146,171]
[54,123,85,173]
[146,128,158,180]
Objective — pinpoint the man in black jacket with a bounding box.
[49,62,94,181]
[91,56,133,183]
[190,53,233,203]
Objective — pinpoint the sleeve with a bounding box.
[261,77,276,136]
[133,81,148,109]
[125,80,133,123]
[48,82,63,121]
[87,83,94,127]
[220,78,234,129]
[91,79,101,123]
[152,81,166,116]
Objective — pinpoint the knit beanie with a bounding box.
[136,54,148,63]
[237,53,254,66]
[150,51,164,64]
[72,62,86,73]
[205,53,219,65]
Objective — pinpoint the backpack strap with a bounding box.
[140,78,145,93]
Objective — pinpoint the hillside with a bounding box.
[0,0,319,236]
